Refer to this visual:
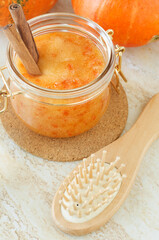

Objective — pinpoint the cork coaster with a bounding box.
[1,84,128,162]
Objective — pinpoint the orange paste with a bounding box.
[12,32,110,138]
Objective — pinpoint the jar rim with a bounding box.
[6,12,115,99]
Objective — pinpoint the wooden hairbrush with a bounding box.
[52,93,159,236]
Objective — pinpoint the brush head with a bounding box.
[53,151,126,226]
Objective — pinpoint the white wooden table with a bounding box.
[0,1,159,239]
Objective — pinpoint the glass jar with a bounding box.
[0,13,125,138]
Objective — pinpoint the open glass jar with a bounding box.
[0,13,126,138]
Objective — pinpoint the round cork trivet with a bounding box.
[1,84,128,162]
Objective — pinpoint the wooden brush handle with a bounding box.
[102,93,159,173]
[126,93,159,147]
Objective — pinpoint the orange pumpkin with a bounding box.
[72,0,159,47]
[0,0,57,27]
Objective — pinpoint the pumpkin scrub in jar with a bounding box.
[13,32,110,138]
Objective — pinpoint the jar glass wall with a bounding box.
[5,13,115,138]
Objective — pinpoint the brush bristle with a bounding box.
[60,151,126,223]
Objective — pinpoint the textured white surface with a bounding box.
[0,0,159,239]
